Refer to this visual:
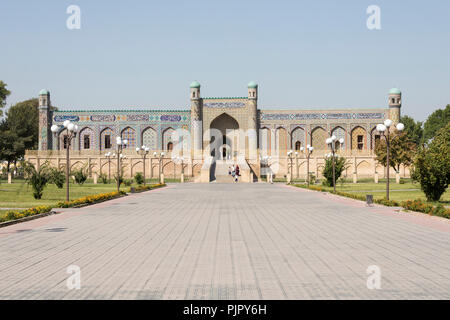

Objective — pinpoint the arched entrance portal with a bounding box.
[210,113,239,160]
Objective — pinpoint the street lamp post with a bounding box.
[51,121,78,202]
[154,152,164,184]
[136,146,150,185]
[115,137,128,192]
[300,145,314,187]
[105,152,113,183]
[175,156,185,182]
[326,135,345,193]
[287,150,294,184]
[376,119,404,200]
[261,155,273,184]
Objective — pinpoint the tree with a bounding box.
[400,115,423,146]
[0,99,39,172]
[375,130,416,173]
[423,105,450,142]
[322,156,347,187]
[23,161,50,199]
[412,124,450,201]
[48,167,65,188]
[0,119,21,172]
[6,98,39,151]
[0,81,11,117]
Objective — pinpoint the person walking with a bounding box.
[235,164,240,176]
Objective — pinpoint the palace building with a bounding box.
[25,82,408,183]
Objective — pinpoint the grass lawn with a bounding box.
[0,180,125,209]
[305,179,450,205]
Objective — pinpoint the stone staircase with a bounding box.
[211,160,236,183]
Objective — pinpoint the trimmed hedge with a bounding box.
[294,184,449,218]
[56,191,126,208]
[0,206,53,223]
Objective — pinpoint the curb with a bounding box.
[0,210,58,228]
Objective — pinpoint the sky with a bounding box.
[0,0,449,121]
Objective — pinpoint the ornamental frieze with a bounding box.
[204,102,245,108]
[260,112,384,121]
[160,115,182,122]
[53,115,80,122]
[91,115,116,122]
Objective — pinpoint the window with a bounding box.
[295,141,301,151]
[105,135,111,149]
[374,135,381,149]
[335,141,341,151]
[193,91,196,98]
[84,135,90,149]
[357,135,364,150]
[63,136,68,149]
[167,142,173,151]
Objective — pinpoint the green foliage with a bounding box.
[400,115,423,146]
[73,167,88,185]
[413,124,450,201]
[99,173,108,184]
[322,156,347,187]
[0,80,11,117]
[0,205,53,223]
[114,173,124,186]
[124,179,132,187]
[23,162,50,199]
[48,167,65,189]
[134,172,144,185]
[0,98,39,168]
[423,105,450,142]
[375,130,416,172]
[402,200,450,218]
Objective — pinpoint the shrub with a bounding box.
[124,179,132,187]
[130,183,166,193]
[48,167,65,189]
[401,199,450,218]
[0,205,53,223]
[73,167,88,185]
[412,124,450,201]
[99,173,108,184]
[114,173,124,186]
[134,172,144,185]
[23,161,50,199]
[323,156,347,187]
[57,191,126,208]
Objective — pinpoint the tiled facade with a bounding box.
[27,82,408,181]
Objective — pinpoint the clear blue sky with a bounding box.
[1,0,449,121]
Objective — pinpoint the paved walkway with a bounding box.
[0,183,449,300]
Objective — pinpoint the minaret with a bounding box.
[38,89,51,150]
[247,81,258,160]
[388,88,401,124]
[190,81,202,158]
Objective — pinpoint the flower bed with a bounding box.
[130,183,166,193]
[402,199,450,218]
[0,205,53,223]
[56,191,126,208]
[294,184,448,219]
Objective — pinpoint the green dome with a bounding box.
[39,89,49,95]
[247,81,258,89]
[389,88,401,95]
[190,81,201,88]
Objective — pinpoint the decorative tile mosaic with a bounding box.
[204,102,245,108]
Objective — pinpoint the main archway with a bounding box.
[210,113,239,160]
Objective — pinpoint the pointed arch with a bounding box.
[311,127,327,151]
[162,127,175,151]
[79,127,94,150]
[331,126,346,151]
[100,127,115,150]
[351,126,367,151]
[121,127,136,149]
[142,126,157,150]
[291,126,305,150]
